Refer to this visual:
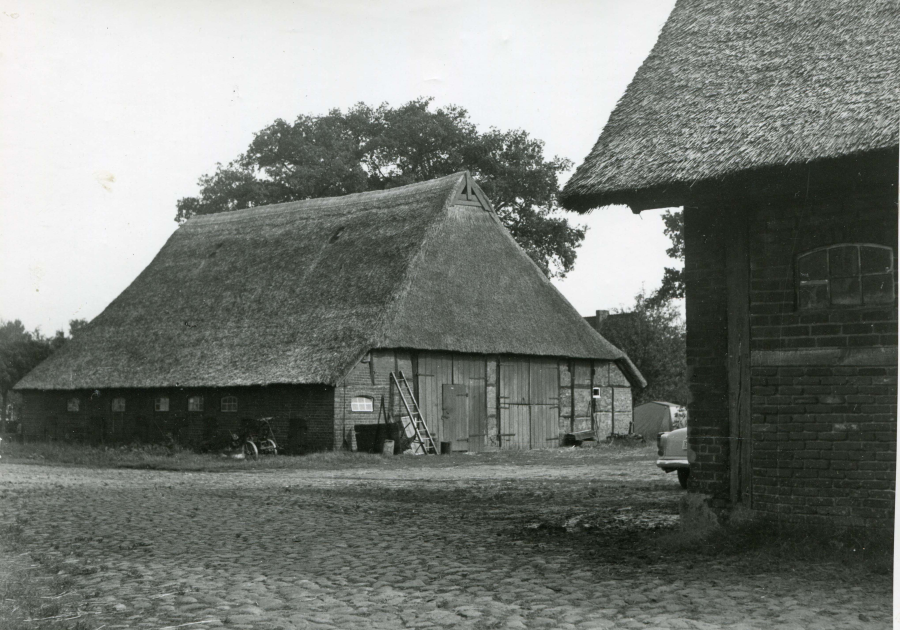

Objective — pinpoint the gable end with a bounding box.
[454,172,493,211]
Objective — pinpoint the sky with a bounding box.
[0,0,680,335]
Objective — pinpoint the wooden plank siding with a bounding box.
[339,349,632,452]
[416,352,453,445]
[499,358,531,449]
[453,356,487,452]
[441,384,470,451]
[499,357,561,450]
[529,359,560,450]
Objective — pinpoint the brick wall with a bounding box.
[334,349,410,451]
[18,384,335,452]
[746,190,897,529]
[685,184,898,529]
[683,205,732,508]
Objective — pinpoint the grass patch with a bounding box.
[0,522,95,630]
[1,440,656,472]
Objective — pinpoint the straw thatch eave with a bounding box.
[561,0,900,213]
[564,147,900,213]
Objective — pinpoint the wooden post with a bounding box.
[726,205,752,506]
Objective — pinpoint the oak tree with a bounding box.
[176,98,584,277]
[647,210,684,306]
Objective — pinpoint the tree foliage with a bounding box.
[176,98,585,277]
[647,210,685,307]
[0,319,84,422]
[599,291,688,406]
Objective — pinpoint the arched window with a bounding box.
[221,396,238,412]
[797,244,894,309]
[350,396,374,412]
[67,397,80,412]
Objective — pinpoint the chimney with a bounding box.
[585,309,610,332]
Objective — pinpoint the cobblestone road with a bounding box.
[0,450,892,629]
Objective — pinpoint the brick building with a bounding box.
[15,172,644,452]
[561,1,898,529]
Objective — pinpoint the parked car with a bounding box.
[657,427,689,488]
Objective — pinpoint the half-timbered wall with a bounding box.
[339,350,633,452]
[22,351,635,454]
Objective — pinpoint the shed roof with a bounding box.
[561,0,900,212]
[17,173,644,391]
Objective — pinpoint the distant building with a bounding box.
[16,173,644,452]
[633,401,686,438]
[562,1,897,530]
[584,310,635,334]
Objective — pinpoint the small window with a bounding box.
[154,397,169,412]
[111,397,126,412]
[67,398,80,412]
[221,396,238,412]
[350,396,374,412]
[797,244,894,309]
[188,396,204,412]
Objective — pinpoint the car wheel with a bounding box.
[677,468,689,489]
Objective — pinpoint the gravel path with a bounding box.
[0,452,891,629]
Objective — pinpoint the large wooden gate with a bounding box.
[499,358,559,450]
[417,353,486,451]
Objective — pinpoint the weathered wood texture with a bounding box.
[23,350,633,455]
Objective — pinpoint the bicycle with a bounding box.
[238,417,278,460]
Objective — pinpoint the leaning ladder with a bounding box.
[390,371,438,455]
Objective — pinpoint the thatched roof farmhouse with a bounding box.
[562,0,898,531]
[17,172,643,452]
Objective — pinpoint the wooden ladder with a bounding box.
[390,371,438,455]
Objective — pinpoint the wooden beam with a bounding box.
[454,171,495,212]
[726,205,752,506]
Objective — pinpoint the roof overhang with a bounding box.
[563,147,898,214]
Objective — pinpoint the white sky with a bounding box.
[0,0,680,335]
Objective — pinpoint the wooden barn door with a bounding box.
[416,353,452,445]
[499,359,530,449]
[441,385,469,451]
[529,359,559,450]
[453,355,486,453]
[417,352,485,451]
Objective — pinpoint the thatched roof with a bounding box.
[561,0,900,212]
[17,173,644,391]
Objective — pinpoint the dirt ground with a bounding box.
[0,446,892,629]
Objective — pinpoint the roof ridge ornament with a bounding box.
[454,171,493,211]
